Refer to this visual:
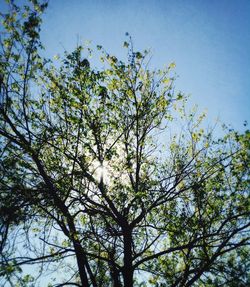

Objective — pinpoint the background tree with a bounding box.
[0,1,249,286]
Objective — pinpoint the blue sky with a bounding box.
[40,0,250,131]
[3,0,250,130]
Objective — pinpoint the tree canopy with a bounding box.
[0,1,249,286]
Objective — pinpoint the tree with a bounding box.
[0,1,249,286]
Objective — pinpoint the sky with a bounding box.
[1,0,250,129]
[37,0,250,132]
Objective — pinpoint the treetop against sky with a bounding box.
[35,0,250,130]
[1,0,249,127]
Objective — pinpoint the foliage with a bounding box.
[0,1,249,286]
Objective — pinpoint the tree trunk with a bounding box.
[123,228,134,287]
[109,250,121,287]
[112,267,121,287]
[73,241,90,287]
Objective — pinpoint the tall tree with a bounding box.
[0,1,249,286]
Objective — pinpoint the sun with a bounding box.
[93,161,110,184]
